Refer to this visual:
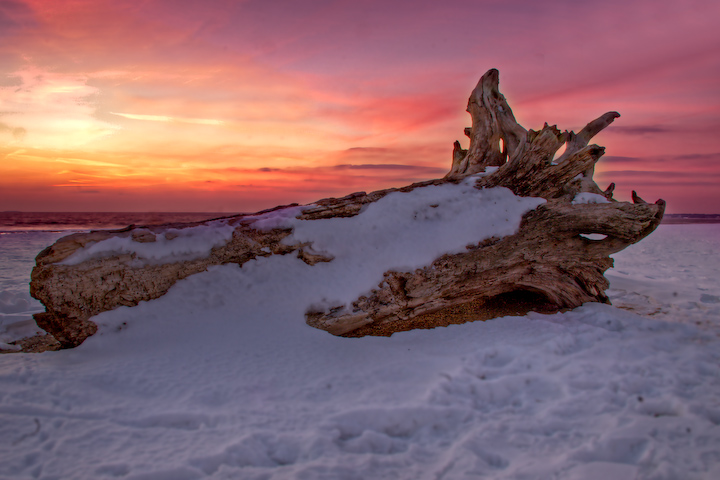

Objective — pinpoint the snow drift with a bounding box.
[1,225,719,479]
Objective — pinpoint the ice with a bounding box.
[0,231,66,344]
[607,224,720,335]
[1,208,719,478]
[0,290,31,314]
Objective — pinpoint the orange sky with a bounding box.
[1,0,719,213]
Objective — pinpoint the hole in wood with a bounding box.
[498,137,508,163]
[551,142,567,165]
[579,233,608,240]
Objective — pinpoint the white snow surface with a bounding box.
[607,224,720,337]
[245,205,310,231]
[571,192,611,205]
[282,181,545,308]
[1,202,720,478]
[59,220,237,266]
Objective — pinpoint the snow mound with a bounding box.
[282,180,545,307]
[572,192,611,204]
[245,205,309,231]
[60,220,237,266]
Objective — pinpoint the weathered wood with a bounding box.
[448,69,528,176]
[29,68,664,348]
[303,70,663,335]
[307,200,664,335]
[30,218,300,347]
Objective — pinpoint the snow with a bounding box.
[281,181,544,309]
[607,224,720,336]
[1,199,720,478]
[571,192,611,205]
[245,205,310,231]
[59,221,237,266]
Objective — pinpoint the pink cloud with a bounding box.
[1,0,718,213]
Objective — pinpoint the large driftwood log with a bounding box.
[29,69,664,348]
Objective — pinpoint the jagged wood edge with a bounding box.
[28,69,665,348]
[302,68,665,335]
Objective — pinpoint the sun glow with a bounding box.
[0,67,119,148]
[0,0,717,212]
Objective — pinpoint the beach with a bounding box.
[0,220,719,479]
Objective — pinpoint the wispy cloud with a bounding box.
[54,158,125,168]
[1,0,718,212]
[606,125,670,136]
[109,112,224,125]
[331,163,446,173]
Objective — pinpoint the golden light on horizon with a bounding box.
[1,0,718,213]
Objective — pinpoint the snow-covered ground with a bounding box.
[0,196,719,479]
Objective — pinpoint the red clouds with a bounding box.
[1,0,719,212]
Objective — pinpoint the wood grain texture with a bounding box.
[29,69,664,348]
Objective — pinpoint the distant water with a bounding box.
[0,211,228,233]
[0,212,226,338]
[663,213,720,224]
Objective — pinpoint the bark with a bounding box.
[307,201,663,335]
[29,69,664,348]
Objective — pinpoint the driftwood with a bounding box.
[29,69,664,348]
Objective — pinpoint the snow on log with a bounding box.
[30,69,664,348]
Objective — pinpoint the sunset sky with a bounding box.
[1,0,718,213]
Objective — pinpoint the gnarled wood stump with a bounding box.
[29,69,664,348]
